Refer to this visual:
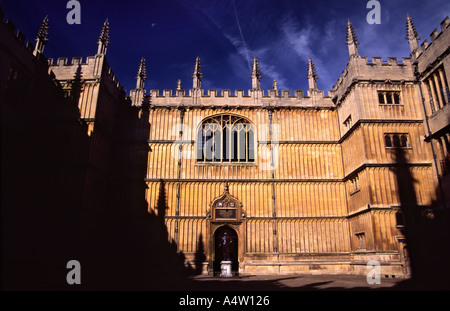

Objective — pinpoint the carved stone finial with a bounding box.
[406,15,420,55]
[224,181,229,193]
[97,19,110,55]
[307,57,318,90]
[33,16,49,56]
[346,19,359,57]
[177,79,182,91]
[192,57,203,89]
[135,57,147,89]
[251,57,262,90]
[406,14,420,41]
[137,57,147,79]
[272,80,279,96]
[36,16,49,42]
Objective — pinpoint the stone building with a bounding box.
[1,6,449,288]
[132,17,450,277]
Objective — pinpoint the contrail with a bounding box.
[232,0,251,71]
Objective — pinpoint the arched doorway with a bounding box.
[214,226,238,275]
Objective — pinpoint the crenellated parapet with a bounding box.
[0,11,49,67]
[145,87,334,109]
[415,16,450,78]
[128,55,335,109]
[333,56,415,106]
[48,55,124,93]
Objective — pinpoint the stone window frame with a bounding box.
[378,91,401,105]
[384,133,411,149]
[196,114,256,164]
[355,232,366,250]
[349,175,360,195]
[343,115,352,130]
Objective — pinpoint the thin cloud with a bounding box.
[232,0,251,71]
[280,15,334,90]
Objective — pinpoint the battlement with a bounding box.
[148,88,335,99]
[421,16,450,49]
[416,16,450,75]
[48,56,96,67]
[140,87,335,109]
[334,56,413,87]
[333,55,415,104]
[365,56,412,66]
[0,10,52,73]
[48,55,123,91]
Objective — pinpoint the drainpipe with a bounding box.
[174,106,186,249]
[268,109,278,256]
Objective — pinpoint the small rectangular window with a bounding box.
[385,135,392,147]
[355,233,366,250]
[378,91,401,105]
[386,93,393,104]
[378,92,385,104]
[385,133,410,148]
[396,211,405,227]
[349,175,360,195]
[343,115,352,130]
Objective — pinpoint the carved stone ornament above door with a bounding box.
[207,182,246,222]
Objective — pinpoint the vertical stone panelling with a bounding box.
[275,144,343,179]
[341,127,365,176]
[275,182,346,217]
[246,219,274,253]
[276,219,349,254]
[355,166,437,208]
[348,83,423,122]
[177,219,207,254]
[273,109,339,141]
[360,122,430,164]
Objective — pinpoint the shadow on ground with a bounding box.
[77,271,450,291]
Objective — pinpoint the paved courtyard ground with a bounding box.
[184,273,403,291]
[141,272,448,291]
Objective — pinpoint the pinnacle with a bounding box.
[251,57,262,79]
[307,57,318,80]
[36,16,49,42]
[346,19,359,45]
[98,19,110,46]
[406,15,420,40]
[137,57,147,80]
[193,57,203,79]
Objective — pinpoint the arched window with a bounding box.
[196,114,255,163]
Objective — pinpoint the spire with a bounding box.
[97,19,110,55]
[136,57,147,89]
[33,16,49,56]
[307,57,318,90]
[192,57,202,89]
[346,19,359,57]
[406,14,420,55]
[251,57,262,90]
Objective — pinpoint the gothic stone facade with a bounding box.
[2,9,449,282]
[135,18,449,276]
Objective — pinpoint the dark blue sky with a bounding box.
[2,0,449,94]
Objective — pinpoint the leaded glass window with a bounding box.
[196,114,255,163]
